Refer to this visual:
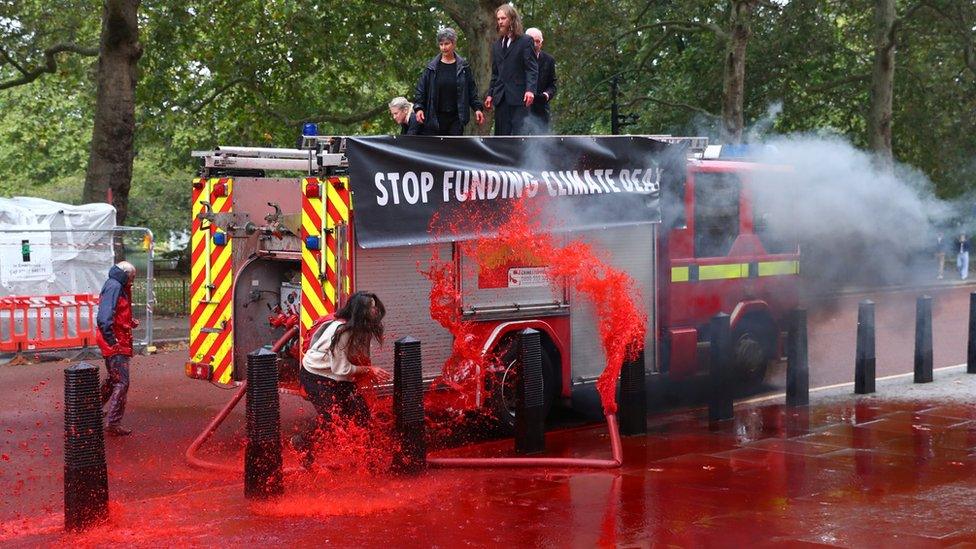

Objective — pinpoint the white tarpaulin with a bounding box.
[0,198,116,297]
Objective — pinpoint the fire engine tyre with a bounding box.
[731,318,774,387]
[489,339,557,434]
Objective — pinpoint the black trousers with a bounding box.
[494,103,529,136]
[526,109,551,134]
[435,111,463,136]
[299,367,369,442]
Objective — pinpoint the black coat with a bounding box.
[413,53,483,131]
[400,111,421,135]
[529,50,557,117]
[488,34,538,107]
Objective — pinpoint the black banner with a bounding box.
[346,136,686,249]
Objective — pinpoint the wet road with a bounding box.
[2,280,976,545]
[804,280,976,389]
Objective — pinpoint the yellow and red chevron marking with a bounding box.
[188,178,235,384]
[300,177,352,350]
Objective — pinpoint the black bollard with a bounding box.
[244,348,283,499]
[914,295,934,383]
[855,300,876,394]
[392,337,427,473]
[708,313,733,423]
[618,349,648,436]
[786,308,809,407]
[968,293,976,374]
[515,328,546,455]
[64,363,109,531]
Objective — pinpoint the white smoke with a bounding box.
[747,133,960,290]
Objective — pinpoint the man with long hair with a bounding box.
[484,4,538,135]
[293,291,389,467]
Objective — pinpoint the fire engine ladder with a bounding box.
[191,139,346,174]
[644,135,710,155]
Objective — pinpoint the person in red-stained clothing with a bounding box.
[95,261,139,436]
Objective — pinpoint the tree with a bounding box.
[867,0,896,166]
[82,0,142,224]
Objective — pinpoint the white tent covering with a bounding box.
[0,197,116,298]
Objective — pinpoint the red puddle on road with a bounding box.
[6,392,976,545]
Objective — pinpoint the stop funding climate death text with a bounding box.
[372,168,662,207]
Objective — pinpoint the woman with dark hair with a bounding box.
[293,291,389,466]
[413,27,485,135]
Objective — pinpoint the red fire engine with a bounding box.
[185,135,798,428]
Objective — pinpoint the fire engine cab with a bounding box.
[186,135,798,426]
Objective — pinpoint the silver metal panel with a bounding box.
[356,244,454,380]
[459,240,566,313]
[570,224,656,383]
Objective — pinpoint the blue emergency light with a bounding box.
[305,235,321,250]
[302,122,318,136]
[213,231,228,246]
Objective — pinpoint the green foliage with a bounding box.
[0,0,974,234]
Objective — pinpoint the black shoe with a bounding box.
[106,425,132,437]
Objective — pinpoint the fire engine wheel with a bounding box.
[731,319,773,387]
[489,339,557,434]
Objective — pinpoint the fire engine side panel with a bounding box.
[570,224,656,383]
[189,178,235,384]
[355,244,454,380]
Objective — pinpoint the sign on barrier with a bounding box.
[0,294,99,353]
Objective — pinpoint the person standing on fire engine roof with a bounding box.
[957,233,970,280]
[524,27,557,134]
[96,261,139,437]
[413,27,486,136]
[293,291,389,467]
[389,96,421,135]
[484,4,538,136]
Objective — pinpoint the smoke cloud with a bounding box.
[748,133,965,292]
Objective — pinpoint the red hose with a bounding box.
[427,413,623,469]
[184,326,300,474]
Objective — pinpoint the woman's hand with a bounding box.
[416,110,425,124]
[358,366,391,384]
[475,110,485,125]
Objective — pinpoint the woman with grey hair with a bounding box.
[389,96,420,135]
[414,27,485,135]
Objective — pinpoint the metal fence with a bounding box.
[132,276,188,316]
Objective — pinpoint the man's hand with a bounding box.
[543,92,550,102]
[524,91,535,107]
[484,96,493,110]
[415,110,425,124]
[475,110,485,125]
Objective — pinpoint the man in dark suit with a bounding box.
[484,4,538,136]
[525,27,557,134]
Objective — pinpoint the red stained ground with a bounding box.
[3,352,976,546]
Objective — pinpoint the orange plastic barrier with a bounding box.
[0,294,99,353]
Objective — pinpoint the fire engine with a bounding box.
[185,135,799,428]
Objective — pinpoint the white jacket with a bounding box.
[302,320,359,381]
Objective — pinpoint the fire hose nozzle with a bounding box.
[264,202,282,224]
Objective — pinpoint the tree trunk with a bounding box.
[82,0,143,225]
[721,0,754,144]
[868,0,896,168]
[441,0,505,135]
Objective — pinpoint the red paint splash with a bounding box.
[424,198,646,415]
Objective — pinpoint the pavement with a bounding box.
[3,347,976,547]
